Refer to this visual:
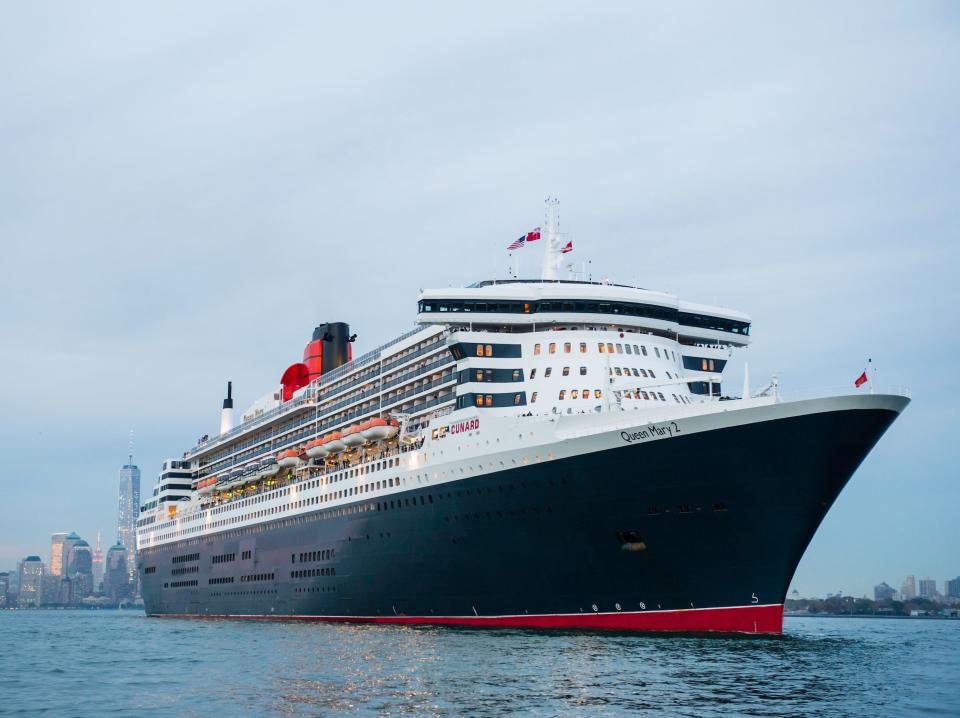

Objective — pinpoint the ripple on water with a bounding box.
[0,612,958,717]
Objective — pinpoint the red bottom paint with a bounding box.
[155,603,784,635]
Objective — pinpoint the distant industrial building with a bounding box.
[18,556,43,608]
[900,575,916,601]
[873,582,896,601]
[919,577,938,599]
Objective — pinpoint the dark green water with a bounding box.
[0,611,957,717]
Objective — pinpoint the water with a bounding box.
[0,612,957,717]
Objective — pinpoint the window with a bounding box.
[476,344,484,357]
[571,390,579,399]
[549,342,557,354]
[655,347,661,358]
[475,369,484,382]
[649,370,656,378]
[633,344,639,353]
[598,342,606,353]
[616,343,623,353]
[512,369,521,381]
[545,367,552,378]
[514,393,522,405]
[657,392,666,401]
[579,342,587,353]
[607,343,614,353]
[485,395,494,407]
[580,366,587,375]
[641,345,648,356]
[475,395,483,407]
[631,368,639,377]
[534,344,541,356]
[558,390,566,400]
[583,389,591,399]
[530,368,537,379]
[531,391,538,403]
[562,366,570,376]
[625,344,633,354]
[614,367,622,376]
[564,342,572,353]
[640,368,648,378]
[485,345,493,357]
[641,391,650,400]
[595,389,602,398]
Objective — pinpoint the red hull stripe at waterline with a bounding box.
[153,603,785,634]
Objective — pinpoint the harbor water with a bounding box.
[0,610,957,717]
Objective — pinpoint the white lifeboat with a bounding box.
[325,432,346,453]
[362,417,399,441]
[342,424,365,448]
[258,458,279,478]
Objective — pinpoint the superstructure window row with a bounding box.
[455,392,527,409]
[457,368,524,384]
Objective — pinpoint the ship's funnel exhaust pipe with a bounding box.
[220,381,235,435]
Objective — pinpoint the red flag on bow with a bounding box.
[854,371,868,388]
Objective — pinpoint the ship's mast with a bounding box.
[540,197,562,280]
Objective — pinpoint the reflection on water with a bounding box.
[0,611,957,717]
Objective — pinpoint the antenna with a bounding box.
[128,428,134,465]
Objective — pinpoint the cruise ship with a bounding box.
[137,202,908,633]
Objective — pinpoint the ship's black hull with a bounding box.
[139,404,901,633]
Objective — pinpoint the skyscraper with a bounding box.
[117,455,141,590]
[92,530,105,593]
[946,577,960,600]
[919,577,937,599]
[49,532,69,577]
[103,543,131,603]
[67,539,94,600]
[901,575,916,600]
[18,556,43,608]
[0,572,10,608]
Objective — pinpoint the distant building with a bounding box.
[0,572,9,608]
[946,577,960,599]
[874,582,896,601]
[18,556,43,608]
[901,575,916,601]
[92,531,105,593]
[102,543,131,603]
[118,458,141,591]
[919,577,938,599]
[60,532,82,576]
[67,540,94,600]
[49,532,69,577]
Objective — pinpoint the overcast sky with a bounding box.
[1,2,957,597]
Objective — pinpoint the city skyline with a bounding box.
[1,2,958,598]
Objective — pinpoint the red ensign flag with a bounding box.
[854,371,868,388]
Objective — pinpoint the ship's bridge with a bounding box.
[416,279,751,348]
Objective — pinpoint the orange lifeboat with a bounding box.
[305,438,328,459]
[325,432,346,453]
[362,417,399,441]
[277,448,300,469]
[342,424,366,448]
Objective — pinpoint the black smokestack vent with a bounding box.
[312,322,351,373]
[222,381,233,409]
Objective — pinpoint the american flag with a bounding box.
[507,236,525,250]
[561,240,573,254]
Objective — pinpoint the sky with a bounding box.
[0,2,957,597]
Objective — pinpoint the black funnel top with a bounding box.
[222,381,233,409]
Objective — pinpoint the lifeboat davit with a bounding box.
[277,449,299,469]
[305,438,328,459]
[324,432,346,453]
[342,424,366,448]
[362,417,399,441]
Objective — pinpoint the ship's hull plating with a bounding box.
[140,398,904,634]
